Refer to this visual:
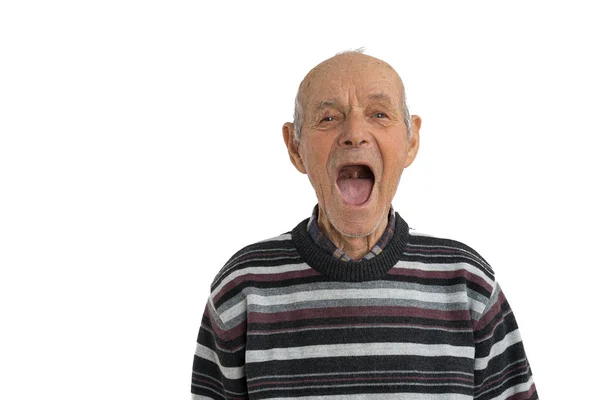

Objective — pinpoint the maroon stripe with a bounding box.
[474,289,507,331]
[205,306,246,342]
[213,268,321,303]
[389,267,493,293]
[249,306,470,324]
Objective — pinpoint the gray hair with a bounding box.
[292,50,412,143]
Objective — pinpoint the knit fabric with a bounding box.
[191,213,537,399]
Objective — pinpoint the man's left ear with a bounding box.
[404,115,421,168]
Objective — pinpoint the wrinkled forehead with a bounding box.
[301,56,404,111]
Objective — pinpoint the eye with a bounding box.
[373,112,388,119]
[321,116,335,122]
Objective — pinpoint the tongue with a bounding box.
[337,178,373,205]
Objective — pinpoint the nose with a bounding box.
[338,111,370,148]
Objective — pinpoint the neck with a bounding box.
[317,205,389,261]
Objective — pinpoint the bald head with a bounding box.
[293,51,411,142]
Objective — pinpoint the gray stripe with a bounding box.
[194,343,245,379]
[246,342,474,363]
[243,279,474,296]
[246,297,469,315]
[217,279,465,317]
[219,286,484,323]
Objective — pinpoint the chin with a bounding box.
[325,204,387,239]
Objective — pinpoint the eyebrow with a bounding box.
[368,92,394,103]
[314,100,337,111]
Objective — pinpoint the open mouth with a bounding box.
[336,164,375,205]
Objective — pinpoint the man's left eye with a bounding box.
[374,112,388,119]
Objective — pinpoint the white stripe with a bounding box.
[474,330,523,370]
[246,342,474,363]
[212,263,312,297]
[487,376,535,400]
[267,392,472,400]
[220,287,475,324]
[194,344,245,379]
[192,394,217,400]
[392,260,494,286]
[248,288,466,306]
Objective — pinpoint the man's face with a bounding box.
[284,54,420,237]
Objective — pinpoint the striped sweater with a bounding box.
[191,214,537,399]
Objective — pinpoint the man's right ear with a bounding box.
[282,122,307,174]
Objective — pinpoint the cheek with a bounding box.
[381,139,407,172]
[300,144,331,192]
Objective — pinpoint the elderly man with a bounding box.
[191,51,537,399]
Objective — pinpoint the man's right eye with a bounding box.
[321,116,335,122]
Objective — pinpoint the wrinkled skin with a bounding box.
[283,53,421,260]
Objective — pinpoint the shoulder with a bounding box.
[404,228,495,277]
[209,230,306,293]
[401,228,499,319]
[400,228,497,297]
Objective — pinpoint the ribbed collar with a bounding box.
[292,212,410,282]
[306,204,396,262]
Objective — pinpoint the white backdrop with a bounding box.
[1,1,598,399]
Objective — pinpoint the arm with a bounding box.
[473,282,538,399]
[191,299,248,399]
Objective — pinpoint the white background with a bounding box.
[1,1,598,399]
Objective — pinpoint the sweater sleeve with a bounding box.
[191,298,248,399]
[473,282,538,399]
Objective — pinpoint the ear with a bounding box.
[404,115,421,168]
[282,122,307,174]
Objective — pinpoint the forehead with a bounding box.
[302,56,403,109]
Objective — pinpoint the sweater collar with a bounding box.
[306,204,397,262]
[292,211,409,282]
